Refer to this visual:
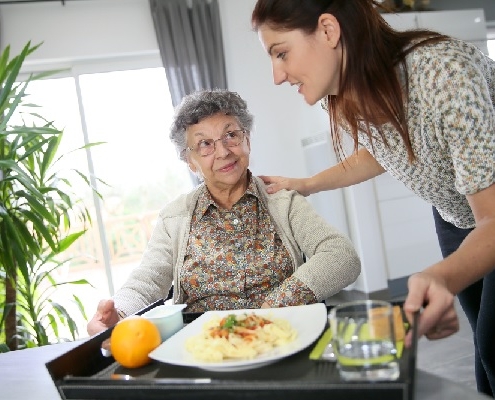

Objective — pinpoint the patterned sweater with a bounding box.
[358,38,495,228]
[113,176,361,316]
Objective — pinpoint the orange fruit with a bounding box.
[110,315,161,368]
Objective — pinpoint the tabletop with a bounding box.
[0,339,490,400]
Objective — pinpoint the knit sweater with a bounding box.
[113,176,361,316]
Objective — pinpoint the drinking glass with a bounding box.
[329,300,400,381]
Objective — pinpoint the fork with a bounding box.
[314,357,335,379]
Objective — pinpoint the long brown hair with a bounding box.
[252,0,449,161]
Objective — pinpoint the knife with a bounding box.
[110,374,212,384]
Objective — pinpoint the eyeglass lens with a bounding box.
[195,130,244,156]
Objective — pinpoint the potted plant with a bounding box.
[0,41,102,351]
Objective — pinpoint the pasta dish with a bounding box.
[185,312,297,362]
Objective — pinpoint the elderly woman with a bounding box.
[87,89,360,335]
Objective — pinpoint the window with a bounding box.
[23,65,193,336]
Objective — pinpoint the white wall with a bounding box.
[0,0,159,64]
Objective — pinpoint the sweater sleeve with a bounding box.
[265,190,361,303]
[112,212,175,316]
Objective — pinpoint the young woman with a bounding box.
[252,0,495,396]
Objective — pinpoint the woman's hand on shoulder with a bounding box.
[87,298,120,336]
[259,175,312,196]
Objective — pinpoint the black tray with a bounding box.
[46,300,417,400]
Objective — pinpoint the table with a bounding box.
[0,339,490,400]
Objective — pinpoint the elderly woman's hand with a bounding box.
[403,271,459,347]
[87,299,121,336]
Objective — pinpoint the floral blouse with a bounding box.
[181,177,316,312]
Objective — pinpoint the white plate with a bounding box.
[148,303,327,372]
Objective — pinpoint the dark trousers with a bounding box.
[433,207,495,397]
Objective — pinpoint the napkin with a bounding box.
[309,328,333,360]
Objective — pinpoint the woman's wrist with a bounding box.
[307,171,331,195]
[303,176,317,196]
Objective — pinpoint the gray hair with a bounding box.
[169,89,254,161]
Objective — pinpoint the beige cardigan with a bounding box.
[113,176,360,316]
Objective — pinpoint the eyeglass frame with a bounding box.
[185,129,248,157]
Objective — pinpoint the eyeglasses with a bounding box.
[186,129,246,157]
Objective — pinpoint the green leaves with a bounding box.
[0,42,99,349]
[221,314,238,331]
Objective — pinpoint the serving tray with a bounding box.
[46,300,417,400]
